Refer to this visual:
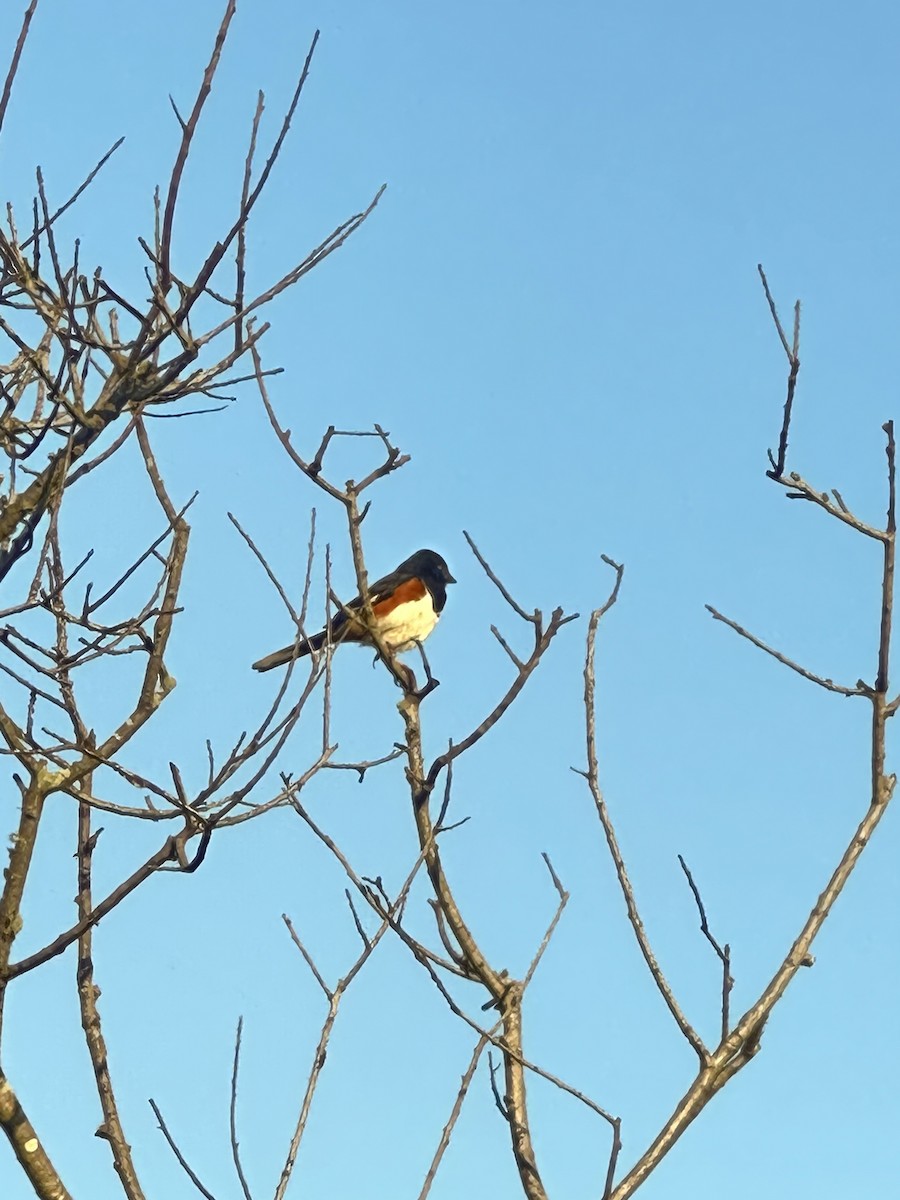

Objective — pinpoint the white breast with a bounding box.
[378,594,439,652]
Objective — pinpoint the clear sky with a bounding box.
[2,1,899,1197]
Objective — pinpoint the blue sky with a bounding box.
[2,1,899,1197]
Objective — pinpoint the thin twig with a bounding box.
[464,530,536,623]
[758,264,800,479]
[149,1099,217,1200]
[0,0,39,137]
[282,915,332,999]
[677,854,733,1044]
[23,138,126,249]
[579,557,708,1063]
[229,1017,254,1200]
[159,0,237,288]
[417,1035,490,1200]
[705,605,863,696]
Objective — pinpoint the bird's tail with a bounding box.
[252,631,326,672]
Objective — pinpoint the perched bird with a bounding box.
[252,548,456,672]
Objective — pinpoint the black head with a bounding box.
[402,548,456,586]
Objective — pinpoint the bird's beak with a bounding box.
[446,571,457,584]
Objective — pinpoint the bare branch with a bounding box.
[8,834,181,978]
[159,0,237,288]
[23,137,126,250]
[425,604,577,793]
[0,776,46,992]
[0,1070,73,1200]
[417,1035,490,1200]
[610,291,900,1200]
[228,510,300,625]
[149,1099,218,1200]
[758,264,800,479]
[464,529,536,623]
[521,853,569,992]
[613,777,896,1200]
[282,915,332,1000]
[705,605,864,696]
[272,829,429,1200]
[877,420,896,697]
[677,854,733,1044]
[234,90,264,353]
[578,557,708,1064]
[229,1018,254,1200]
[76,780,146,1199]
[772,470,887,541]
[0,0,39,138]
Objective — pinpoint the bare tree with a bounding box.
[1,5,896,1200]
[0,4,381,1195]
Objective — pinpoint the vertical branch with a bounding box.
[0,774,48,1035]
[603,1118,624,1200]
[384,544,578,1200]
[235,91,265,354]
[719,944,732,1046]
[76,775,146,1200]
[877,422,896,691]
[229,1018,253,1200]
[159,0,237,288]
[677,854,733,1044]
[874,422,895,788]
[758,264,801,479]
[500,988,546,1200]
[398,689,548,1200]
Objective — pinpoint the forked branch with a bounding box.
[603,272,898,1199]
[578,556,707,1065]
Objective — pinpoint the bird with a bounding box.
[252,548,456,672]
